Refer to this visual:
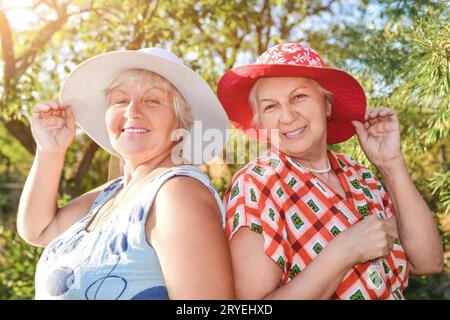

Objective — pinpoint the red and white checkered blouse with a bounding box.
[224,150,409,300]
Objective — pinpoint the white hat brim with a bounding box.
[59,50,229,165]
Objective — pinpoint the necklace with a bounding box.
[292,157,331,174]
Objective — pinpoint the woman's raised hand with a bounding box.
[31,100,76,155]
[351,107,403,169]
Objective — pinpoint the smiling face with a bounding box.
[104,70,181,165]
[252,77,332,159]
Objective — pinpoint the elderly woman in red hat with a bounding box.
[217,43,443,300]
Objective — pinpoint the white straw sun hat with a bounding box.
[59,48,229,165]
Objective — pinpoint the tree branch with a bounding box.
[224,24,244,69]
[188,9,229,66]
[3,119,36,154]
[129,0,161,50]
[68,140,100,196]
[308,1,333,16]
[0,10,16,95]
[15,3,68,75]
[262,0,272,53]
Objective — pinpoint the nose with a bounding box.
[279,103,297,125]
[124,99,143,119]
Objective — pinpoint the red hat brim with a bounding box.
[217,64,366,144]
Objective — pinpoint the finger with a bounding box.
[352,120,368,142]
[379,108,394,118]
[390,237,396,250]
[386,230,397,244]
[366,107,394,121]
[65,106,76,130]
[47,100,62,110]
[384,223,399,240]
[372,119,393,135]
[373,111,394,121]
[369,110,381,118]
[365,108,383,120]
[368,118,381,126]
[367,115,396,132]
[41,116,66,129]
[32,103,52,114]
[370,108,395,121]
[366,121,384,135]
[369,111,388,121]
[378,106,395,114]
[34,108,65,122]
[389,228,399,241]
[365,108,377,120]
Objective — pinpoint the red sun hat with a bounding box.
[217,43,367,144]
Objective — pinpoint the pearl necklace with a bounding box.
[292,158,331,174]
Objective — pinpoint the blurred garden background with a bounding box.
[0,0,449,299]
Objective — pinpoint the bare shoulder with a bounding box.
[148,175,234,299]
[147,175,223,242]
[155,175,220,218]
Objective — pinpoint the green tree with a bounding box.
[0,0,448,299]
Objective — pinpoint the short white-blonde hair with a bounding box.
[248,78,334,124]
[105,69,194,131]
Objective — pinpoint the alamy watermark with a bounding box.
[170,121,281,165]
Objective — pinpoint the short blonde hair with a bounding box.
[248,78,334,124]
[105,69,194,131]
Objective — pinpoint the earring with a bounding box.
[173,132,183,142]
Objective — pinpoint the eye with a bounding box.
[144,98,162,105]
[263,104,276,112]
[110,99,129,107]
[292,94,307,101]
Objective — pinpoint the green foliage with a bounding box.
[405,273,450,299]
[0,223,42,299]
[0,123,31,217]
[334,0,450,299]
[430,171,450,214]
[0,0,448,300]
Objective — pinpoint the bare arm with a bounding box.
[381,159,444,275]
[17,150,105,247]
[18,150,62,246]
[230,216,397,300]
[230,228,353,300]
[148,176,235,299]
[352,107,444,275]
[17,101,102,247]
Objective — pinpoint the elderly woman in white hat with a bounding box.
[217,43,443,300]
[17,48,234,299]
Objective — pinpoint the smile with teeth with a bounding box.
[122,127,150,134]
[284,126,306,138]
